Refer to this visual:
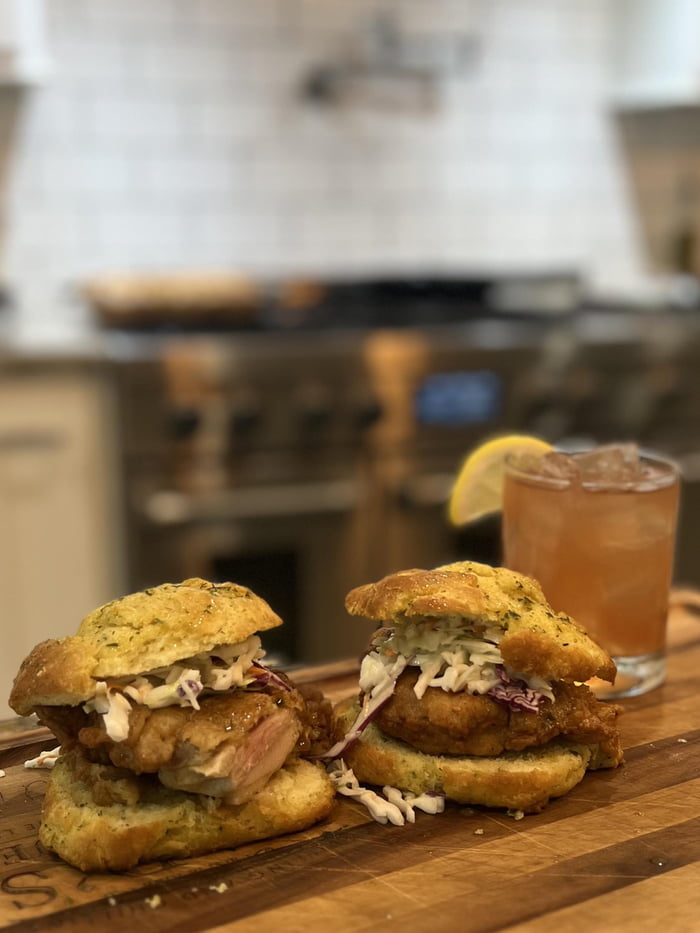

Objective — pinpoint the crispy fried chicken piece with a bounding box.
[296,683,334,757]
[154,698,301,804]
[35,681,333,806]
[374,669,623,764]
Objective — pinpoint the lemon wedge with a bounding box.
[448,434,553,526]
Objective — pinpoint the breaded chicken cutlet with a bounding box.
[331,561,623,814]
[10,578,335,871]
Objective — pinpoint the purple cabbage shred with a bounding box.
[487,665,543,712]
[177,679,202,698]
[251,663,292,692]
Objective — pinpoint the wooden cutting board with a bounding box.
[1,610,700,933]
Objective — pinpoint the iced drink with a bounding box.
[502,445,680,697]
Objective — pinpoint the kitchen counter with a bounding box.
[3,303,700,362]
[1,597,699,932]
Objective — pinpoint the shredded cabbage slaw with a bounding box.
[328,759,445,825]
[323,617,555,762]
[24,745,62,770]
[369,617,554,703]
[82,635,284,742]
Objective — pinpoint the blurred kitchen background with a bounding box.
[3,0,700,715]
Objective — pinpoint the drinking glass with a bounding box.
[502,446,680,698]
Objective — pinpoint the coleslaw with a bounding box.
[82,635,284,742]
[328,759,445,825]
[323,617,555,761]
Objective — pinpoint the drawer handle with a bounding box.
[142,480,360,525]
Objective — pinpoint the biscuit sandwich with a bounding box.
[9,578,335,871]
[329,560,623,815]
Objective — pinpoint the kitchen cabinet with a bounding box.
[613,0,700,109]
[0,0,49,84]
[0,366,123,718]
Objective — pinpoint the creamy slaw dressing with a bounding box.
[328,759,445,825]
[365,617,554,701]
[82,635,266,742]
[24,746,62,769]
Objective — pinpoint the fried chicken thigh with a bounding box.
[374,670,622,764]
[36,683,332,806]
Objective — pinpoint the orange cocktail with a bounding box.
[502,445,680,697]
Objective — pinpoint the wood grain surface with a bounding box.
[1,609,700,933]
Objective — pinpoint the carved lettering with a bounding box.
[2,844,34,865]
[0,838,47,865]
[1,870,56,909]
[24,779,48,801]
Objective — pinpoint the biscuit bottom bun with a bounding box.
[41,748,334,873]
[335,698,614,813]
[9,578,336,871]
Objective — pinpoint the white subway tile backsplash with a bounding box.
[0,0,653,338]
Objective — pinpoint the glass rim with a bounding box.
[503,449,680,492]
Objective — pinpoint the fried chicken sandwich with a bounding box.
[9,578,335,871]
[330,561,623,814]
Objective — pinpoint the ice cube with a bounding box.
[574,443,643,484]
[509,449,579,485]
[508,451,547,473]
[537,451,580,482]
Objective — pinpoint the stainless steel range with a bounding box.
[109,291,700,664]
[114,331,386,665]
[113,312,558,665]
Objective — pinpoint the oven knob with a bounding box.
[168,407,200,440]
[229,399,262,439]
[296,386,333,433]
[353,397,383,430]
[299,402,332,433]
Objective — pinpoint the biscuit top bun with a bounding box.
[10,578,282,716]
[344,561,616,685]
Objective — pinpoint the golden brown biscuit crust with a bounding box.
[334,698,613,813]
[345,568,486,620]
[10,578,283,716]
[9,638,97,716]
[40,748,335,871]
[345,561,616,684]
